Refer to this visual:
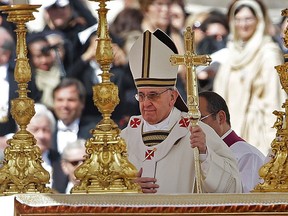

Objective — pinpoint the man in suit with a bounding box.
[27,103,66,193]
[61,138,86,194]
[52,78,98,155]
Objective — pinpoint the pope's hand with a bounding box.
[189,125,207,154]
[133,168,159,193]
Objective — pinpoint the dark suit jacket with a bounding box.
[51,116,96,193]
[52,116,97,153]
[67,58,138,124]
[48,149,68,193]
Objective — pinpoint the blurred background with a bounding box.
[185,0,286,23]
[26,0,287,31]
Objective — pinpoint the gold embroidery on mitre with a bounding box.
[135,78,175,88]
[142,31,151,79]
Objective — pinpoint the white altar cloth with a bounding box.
[2,193,288,216]
[0,195,15,216]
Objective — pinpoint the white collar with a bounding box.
[0,64,8,80]
[143,108,174,132]
[221,128,233,139]
[57,119,80,133]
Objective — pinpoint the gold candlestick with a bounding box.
[71,0,141,194]
[0,4,51,195]
[253,8,288,192]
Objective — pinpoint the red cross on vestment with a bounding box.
[144,149,155,160]
[179,117,189,128]
[130,118,141,128]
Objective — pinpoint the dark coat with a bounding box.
[48,149,68,193]
[52,116,96,153]
[51,116,96,193]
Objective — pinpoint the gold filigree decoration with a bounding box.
[282,9,288,47]
[71,0,141,194]
[253,9,288,192]
[0,4,51,195]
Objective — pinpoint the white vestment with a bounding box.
[121,108,242,193]
[221,130,265,193]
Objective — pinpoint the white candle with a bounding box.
[12,0,29,4]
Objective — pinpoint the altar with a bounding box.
[1,193,288,215]
[0,1,288,216]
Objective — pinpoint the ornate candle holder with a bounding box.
[253,8,288,192]
[0,4,51,195]
[71,0,141,194]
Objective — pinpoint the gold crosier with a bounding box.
[71,0,141,193]
[253,9,288,192]
[0,4,52,195]
[170,27,211,193]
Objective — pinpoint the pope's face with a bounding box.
[137,87,176,125]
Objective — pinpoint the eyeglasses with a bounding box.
[200,113,214,121]
[135,89,170,102]
[66,160,83,167]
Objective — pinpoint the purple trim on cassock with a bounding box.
[223,130,245,147]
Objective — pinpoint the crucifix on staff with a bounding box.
[170,26,212,193]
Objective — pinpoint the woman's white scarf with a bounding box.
[227,0,271,70]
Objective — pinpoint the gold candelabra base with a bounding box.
[71,80,141,194]
[71,0,141,194]
[253,9,288,191]
[253,101,288,192]
[71,119,141,194]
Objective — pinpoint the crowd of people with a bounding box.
[0,0,287,194]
